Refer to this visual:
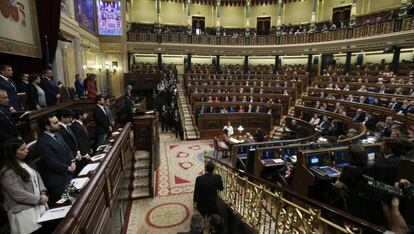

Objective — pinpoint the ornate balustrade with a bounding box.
[128,17,414,46]
[206,156,385,233]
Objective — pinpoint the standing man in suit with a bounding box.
[40,68,60,106]
[0,90,19,142]
[0,64,21,111]
[36,114,75,205]
[194,161,224,218]
[71,109,92,156]
[93,95,111,148]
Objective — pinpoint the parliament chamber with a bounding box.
[1,0,414,233]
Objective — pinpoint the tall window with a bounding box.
[192,17,205,35]
[332,6,351,29]
[257,17,271,35]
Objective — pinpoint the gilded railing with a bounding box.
[128,16,414,46]
[205,156,381,234]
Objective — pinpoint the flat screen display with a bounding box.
[97,0,122,36]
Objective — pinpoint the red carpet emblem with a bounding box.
[174,175,191,184]
[178,162,193,170]
[188,145,201,150]
[177,152,189,158]
[169,144,179,150]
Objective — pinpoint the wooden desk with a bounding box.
[197,113,272,139]
[53,123,133,233]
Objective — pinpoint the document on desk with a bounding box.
[273,159,284,164]
[71,177,90,190]
[38,205,71,223]
[90,153,106,162]
[78,163,100,176]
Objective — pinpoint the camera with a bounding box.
[361,175,414,204]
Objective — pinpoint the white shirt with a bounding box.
[223,125,234,136]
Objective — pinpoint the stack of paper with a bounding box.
[90,153,106,162]
[78,163,100,176]
[71,177,90,190]
[38,206,72,222]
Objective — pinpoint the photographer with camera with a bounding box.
[382,179,413,234]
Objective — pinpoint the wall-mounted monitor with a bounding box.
[97,0,122,36]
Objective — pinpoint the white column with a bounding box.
[74,37,84,78]
[276,0,283,28]
[52,41,65,85]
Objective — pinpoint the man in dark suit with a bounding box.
[17,73,30,93]
[70,109,92,156]
[0,64,21,111]
[93,95,112,148]
[317,116,330,131]
[36,114,75,205]
[367,138,402,186]
[194,161,224,217]
[40,68,60,106]
[352,109,365,123]
[0,90,19,142]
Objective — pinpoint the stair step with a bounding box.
[134,151,150,160]
[133,178,150,187]
[134,160,150,169]
[134,169,150,178]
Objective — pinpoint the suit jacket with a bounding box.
[70,120,91,155]
[58,125,78,157]
[35,132,74,188]
[193,173,223,215]
[318,120,330,130]
[0,105,19,142]
[26,83,39,110]
[0,75,20,111]
[390,101,403,111]
[40,77,59,106]
[17,81,30,93]
[93,105,111,135]
[352,112,365,123]
[74,80,85,97]
[0,166,46,213]
[367,155,401,185]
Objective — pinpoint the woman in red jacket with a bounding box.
[84,73,98,99]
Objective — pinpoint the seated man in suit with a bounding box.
[0,89,19,142]
[352,109,366,123]
[367,138,403,186]
[93,95,112,148]
[36,114,75,205]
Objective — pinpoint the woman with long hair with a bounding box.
[0,138,48,234]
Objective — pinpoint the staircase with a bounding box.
[177,75,199,140]
[120,150,151,199]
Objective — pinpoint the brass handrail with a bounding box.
[204,155,384,233]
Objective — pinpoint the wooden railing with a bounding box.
[205,156,385,233]
[54,123,134,233]
[128,17,414,45]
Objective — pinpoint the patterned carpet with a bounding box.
[156,138,214,196]
[126,132,214,234]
